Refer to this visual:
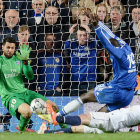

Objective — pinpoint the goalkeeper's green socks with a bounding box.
[18,115,30,131]
[59,123,68,128]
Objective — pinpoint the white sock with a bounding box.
[57,97,83,116]
[84,126,104,134]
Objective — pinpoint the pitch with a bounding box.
[0,132,140,140]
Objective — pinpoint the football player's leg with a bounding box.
[7,94,34,132]
[56,112,113,132]
[41,125,103,134]
[71,125,104,134]
[108,105,140,131]
[57,89,96,116]
[18,103,32,131]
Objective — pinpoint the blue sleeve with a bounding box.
[95,22,124,59]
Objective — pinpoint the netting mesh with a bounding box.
[0,0,140,132]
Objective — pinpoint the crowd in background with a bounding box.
[0,0,140,97]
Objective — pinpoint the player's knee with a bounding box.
[21,108,32,119]
[18,104,32,119]
[79,114,91,125]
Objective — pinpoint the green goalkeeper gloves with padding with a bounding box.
[16,44,32,60]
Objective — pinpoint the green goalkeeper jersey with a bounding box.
[0,55,34,105]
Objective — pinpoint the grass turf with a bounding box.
[0,132,140,140]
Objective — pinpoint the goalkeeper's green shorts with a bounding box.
[5,90,47,118]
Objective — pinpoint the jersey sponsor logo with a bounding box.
[16,61,20,65]
[73,51,90,57]
[45,64,59,68]
[4,72,20,78]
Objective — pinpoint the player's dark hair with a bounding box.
[109,38,121,47]
[2,37,16,46]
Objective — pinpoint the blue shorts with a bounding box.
[94,83,134,111]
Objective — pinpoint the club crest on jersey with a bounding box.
[16,61,20,65]
[55,58,60,63]
[84,46,89,51]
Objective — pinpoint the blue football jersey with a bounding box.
[64,40,97,81]
[38,52,65,90]
[95,22,137,89]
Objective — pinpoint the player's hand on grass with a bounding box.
[16,44,32,60]
[46,100,59,112]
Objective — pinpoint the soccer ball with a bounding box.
[30,98,47,114]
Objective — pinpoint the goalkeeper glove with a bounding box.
[16,44,32,60]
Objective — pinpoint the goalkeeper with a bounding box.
[0,37,58,132]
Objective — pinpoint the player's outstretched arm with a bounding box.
[16,45,34,80]
[90,18,124,57]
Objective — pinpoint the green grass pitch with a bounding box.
[0,132,140,140]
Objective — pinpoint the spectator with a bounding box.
[70,0,103,24]
[106,6,129,43]
[70,0,103,6]
[130,7,140,36]
[17,25,37,69]
[71,6,80,24]
[17,25,37,91]
[135,20,140,74]
[69,8,93,39]
[0,0,5,26]
[78,0,96,13]
[46,0,72,24]
[3,0,28,20]
[101,0,126,21]
[64,26,98,96]
[0,9,20,44]
[45,6,69,49]
[95,3,108,23]
[27,0,46,46]
[129,7,140,53]
[37,33,67,96]
[126,0,140,16]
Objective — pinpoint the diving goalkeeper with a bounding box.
[0,37,58,132]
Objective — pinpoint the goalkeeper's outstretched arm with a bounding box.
[16,44,34,80]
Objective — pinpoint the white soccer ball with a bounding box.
[30,98,47,114]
